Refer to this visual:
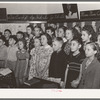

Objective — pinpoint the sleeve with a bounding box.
[92,65,100,88]
[26,52,30,59]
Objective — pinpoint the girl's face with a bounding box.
[4,31,11,39]
[9,38,15,45]
[58,28,64,38]
[41,35,48,46]
[26,27,32,35]
[18,41,24,50]
[34,28,40,37]
[34,38,41,47]
[81,31,91,43]
[65,30,73,40]
[97,35,100,44]
[85,44,96,58]
[71,40,80,52]
[46,29,53,37]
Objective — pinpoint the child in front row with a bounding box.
[15,39,29,86]
[28,36,41,80]
[49,37,68,85]
[6,35,18,73]
[64,38,85,88]
[72,42,100,89]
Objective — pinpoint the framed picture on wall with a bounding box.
[62,4,79,20]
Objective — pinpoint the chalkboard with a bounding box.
[7,13,66,22]
[7,14,48,21]
[80,10,100,20]
[0,8,7,21]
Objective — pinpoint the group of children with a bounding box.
[0,23,100,88]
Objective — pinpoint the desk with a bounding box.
[21,77,60,88]
[0,72,16,88]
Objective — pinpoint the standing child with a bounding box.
[15,39,29,86]
[72,42,100,89]
[6,35,18,73]
[0,36,7,68]
[49,37,68,85]
[64,38,85,88]
[28,36,41,80]
[38,33,53,79]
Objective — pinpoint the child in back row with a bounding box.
[0,36,7,68]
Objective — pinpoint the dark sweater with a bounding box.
[49,49,68,81]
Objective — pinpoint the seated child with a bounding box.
[49,37,68,85]
[0,36,7,68]
[6,35,18,73]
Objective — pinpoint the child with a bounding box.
[72,42,100,88]
[81,25,97,50]
[49,37,67,85]
[57,26,67,43]
[6,35,18,73]
[62,28,78,56]
[64,38,85,88]
[0,36,7,68]
[16,31,24,40]
[15,39,29,86]
[38,33,53,79]
[28,36,41,80]
[4,29,12,47]
[34,26,42,37]
[46,26,55,40]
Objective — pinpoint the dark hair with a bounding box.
[65,27,80,39]
[54,37,64,45]
[4,29,12,35]
[82,25,97,42]
[27,25,33,31]
[34,36,41,42]
[17,31,24,38]
[9,35,18,44]
[0,32,2,36]
[71,37,82,45]
[59,26,67,33]
[46,26,55,33]
[18,39,27,50]
[41,33,52,45]
[0,35,6,43]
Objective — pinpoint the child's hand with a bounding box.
[71,79,79,88]
[60,81,65,88]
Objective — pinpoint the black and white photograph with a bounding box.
[0,2,100,98]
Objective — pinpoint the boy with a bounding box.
[0,36,7,68]
[6,35,18,73]
[16,31,24,40]
[49,37,68,87]
[46,26,55,40]
[4,29,12,47]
